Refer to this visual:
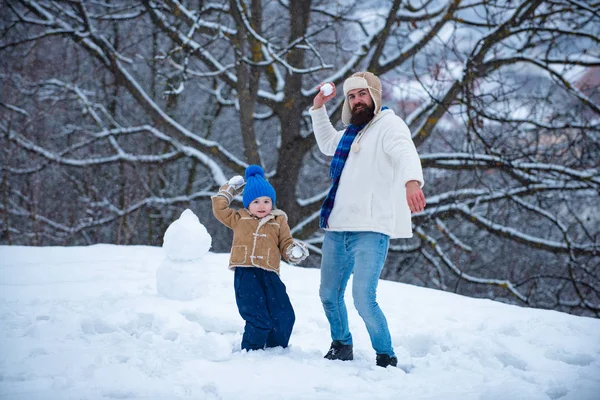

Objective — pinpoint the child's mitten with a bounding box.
[287,240,309,264]
[217,175,246,203]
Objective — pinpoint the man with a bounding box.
[309,71,426,368]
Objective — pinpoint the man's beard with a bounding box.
[350,103,375,126]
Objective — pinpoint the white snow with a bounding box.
[1,244,599,400]
[321,83,334,97]
[162,209,211,262]
[156,209,212,301]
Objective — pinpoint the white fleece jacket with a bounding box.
[309,105,424,239]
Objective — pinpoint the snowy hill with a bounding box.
[1,244,599,400]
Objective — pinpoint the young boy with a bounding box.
[211,165,309,351]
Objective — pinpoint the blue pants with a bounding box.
[234,267,295,351]
[319,231,394,356]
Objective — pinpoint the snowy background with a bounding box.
[1,210,599,400]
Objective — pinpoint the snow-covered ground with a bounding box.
[1,243,599,400]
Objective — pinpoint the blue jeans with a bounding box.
[319,231,394,356]
[234,267,295,351]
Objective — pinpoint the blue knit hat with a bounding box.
[243,165,276,209]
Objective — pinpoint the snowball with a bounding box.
[228,175,244,187]
[291,247,303,258]
[163,209,211,262]
[320,83,333,96]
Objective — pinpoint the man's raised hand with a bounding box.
[313,82,337,109]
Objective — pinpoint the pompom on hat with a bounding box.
[243,165,276,209]
[341,71,383,126]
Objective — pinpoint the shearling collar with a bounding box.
[239,208,287,220]
[256,209,287,230]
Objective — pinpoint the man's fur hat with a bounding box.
[341,71,382,126]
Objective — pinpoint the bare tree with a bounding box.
[1,0,599,316]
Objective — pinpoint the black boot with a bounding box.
[324,340,353,361]
[376,353,398,368]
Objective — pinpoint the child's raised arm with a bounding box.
[211,178,245,229]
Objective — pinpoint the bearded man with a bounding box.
[309,71,426,368]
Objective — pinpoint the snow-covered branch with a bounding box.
[414,226,528,302]
[421,153,600,185]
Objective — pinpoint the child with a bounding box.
[211,165,309,351]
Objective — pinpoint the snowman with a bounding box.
[156,209,212,300]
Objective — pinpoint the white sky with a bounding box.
[1,209,599,400]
